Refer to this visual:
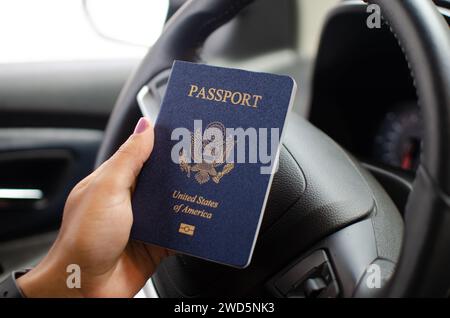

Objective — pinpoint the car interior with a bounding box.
[1,0,450,298]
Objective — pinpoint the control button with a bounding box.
[270,250,340,298]
[304,277,327,298]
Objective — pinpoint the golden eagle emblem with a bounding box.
[179,122,235,184]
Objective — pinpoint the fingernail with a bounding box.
[134,117,149,134]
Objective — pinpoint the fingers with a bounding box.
[95,117,154,191]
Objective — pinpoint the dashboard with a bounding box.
[312,99,422,175]
[373,103,422,172]
[308,4,431,175]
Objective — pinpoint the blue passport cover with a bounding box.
[131,61,296,268]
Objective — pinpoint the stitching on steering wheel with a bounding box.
[382,22,420,114]
[365,1,424,178]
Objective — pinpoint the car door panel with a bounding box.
[0,128,103,241]
[0,60,137,129]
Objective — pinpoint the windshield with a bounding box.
[0,0,168,64]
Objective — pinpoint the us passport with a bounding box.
[131,61,296,268]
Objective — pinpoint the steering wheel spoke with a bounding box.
[137,69,172,124]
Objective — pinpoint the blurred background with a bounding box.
[0,0,336,63]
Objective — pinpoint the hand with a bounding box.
[17,117,172,298]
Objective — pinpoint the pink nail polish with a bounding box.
[134,117,149,134]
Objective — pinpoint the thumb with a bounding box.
[98,117,154,190]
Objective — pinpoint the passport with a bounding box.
[131,61,296,268]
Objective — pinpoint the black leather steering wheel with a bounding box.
[96,0,450,297]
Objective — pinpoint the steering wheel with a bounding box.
[96,0,450,297]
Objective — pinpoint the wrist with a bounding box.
[17,252,83,298]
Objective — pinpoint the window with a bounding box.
[0,0,168,63]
